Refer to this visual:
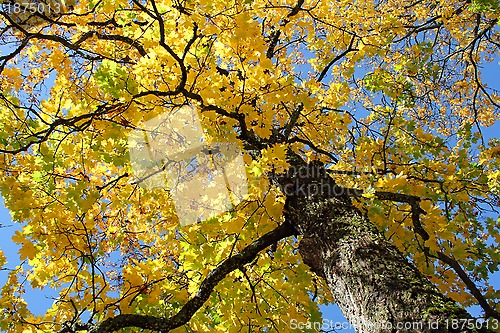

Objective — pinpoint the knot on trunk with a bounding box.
[299,236,326,279]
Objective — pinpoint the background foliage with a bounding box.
[0,0,499,331]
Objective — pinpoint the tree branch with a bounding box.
[84,221,296,333]
[266,0,304,59]
[433,251,500,320]
[317,35,357,83]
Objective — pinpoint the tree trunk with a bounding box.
[279,161,492,333]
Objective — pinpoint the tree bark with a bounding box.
[279,161,493,333]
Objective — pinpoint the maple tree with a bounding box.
[0,0,500,331]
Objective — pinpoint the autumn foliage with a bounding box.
[0,0,499,331]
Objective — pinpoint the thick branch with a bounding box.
[317,35,357,83]
[85,222,296,333]
[434,251,500,320]
[0,100,127,155]
[265,0,304,59]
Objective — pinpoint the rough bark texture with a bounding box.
[278,161,493,333]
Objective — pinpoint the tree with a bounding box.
[0,0,499,331]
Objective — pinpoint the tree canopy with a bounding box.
[0,0,499,331]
